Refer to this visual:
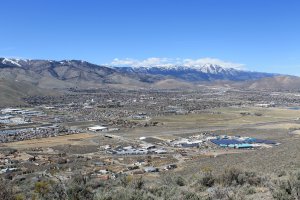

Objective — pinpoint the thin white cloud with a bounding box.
[108,57,245,69]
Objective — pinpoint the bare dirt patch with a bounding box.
[2,133,96,150]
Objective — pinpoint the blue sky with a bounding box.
[0,0,300,75]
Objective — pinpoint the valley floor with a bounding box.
[1,89,300,199]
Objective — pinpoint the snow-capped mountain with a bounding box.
[0,58,88,68]
[198,63,236,74]
[0,57,277,83]
[0,57,119,87]
[0,58,22,67]
[124,63,238,74]
[114,64,275,82]
[0,57,298,106]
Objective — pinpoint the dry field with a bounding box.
[2,106,300,176]
[119,107,300,140]
[115,106,300,176]
[154,107,300,128]
[2,133,96,150]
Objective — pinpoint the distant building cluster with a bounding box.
[0,108,44,125]
[104,143,167,156]
[210,135,278,149]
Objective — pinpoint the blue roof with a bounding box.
[211,139,243,145]
[211,137,276,147]
[252,139,276,145]
[235,144,253,148]
[227,144,252,148]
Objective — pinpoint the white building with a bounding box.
[88,125,108,132]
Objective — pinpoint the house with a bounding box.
[10,117,27,125]
[140,143,156,150]
[0,167,18,174]
[1,108,22,114]
[144,166,158,173]
[0,115,13,120]
[88,125,108,132]
[98,169,109,174]
[255,103,275,108]
[164,164,177,170]
[132,115,146,120]
[116,148,148,155]
[134,159,146,166]
[153,149,167,154]
[181,142,200,148]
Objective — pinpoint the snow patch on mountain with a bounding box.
[128,64,242,75]
[1,58,22,67]
[109,57,245,70]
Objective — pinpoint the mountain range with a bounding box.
[0,58,277,88]
[115,64,275,82]
[0,57,299,105]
